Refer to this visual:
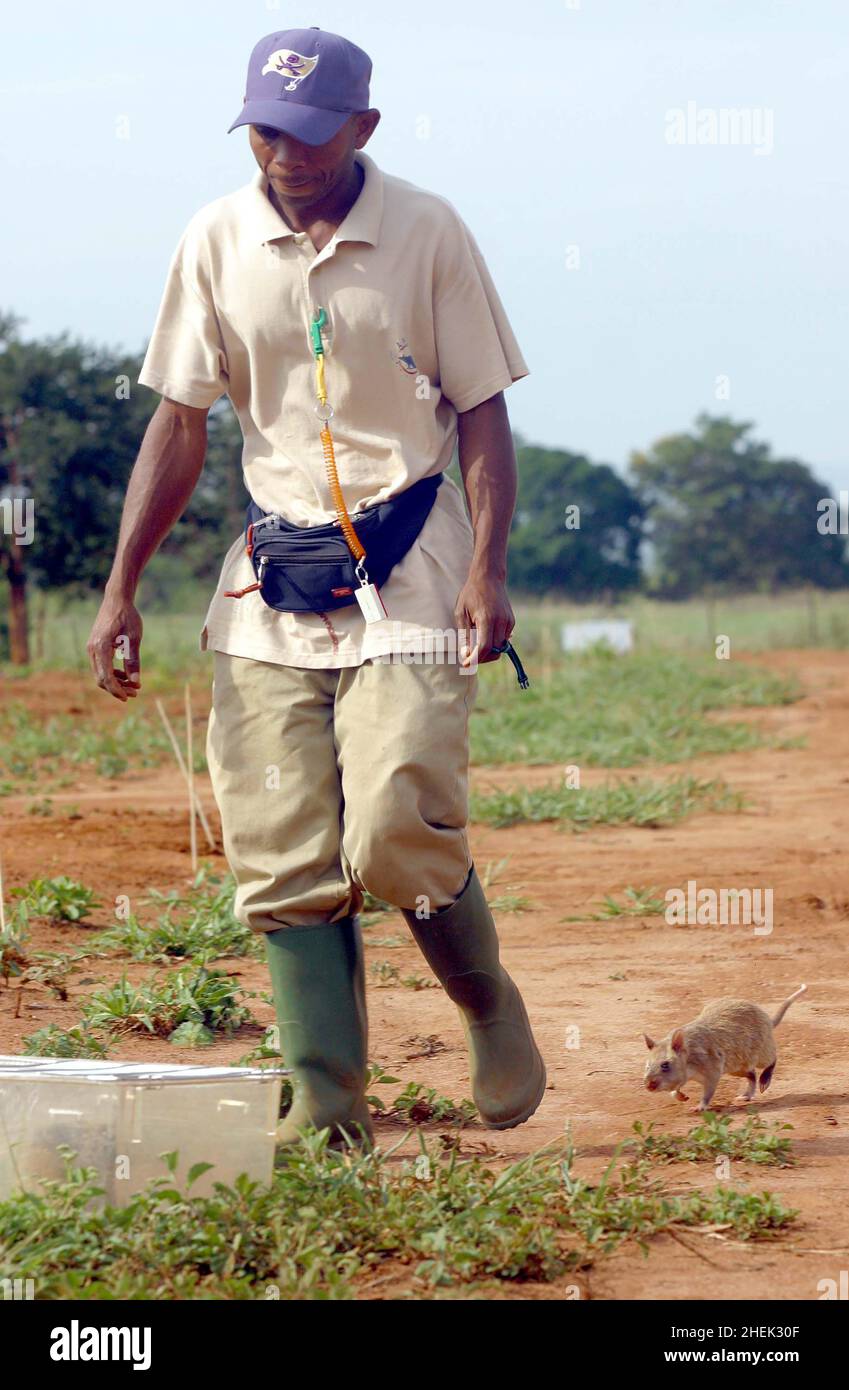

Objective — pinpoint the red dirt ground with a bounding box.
[1,650,847,1300]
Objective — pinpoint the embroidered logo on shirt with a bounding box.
[261,49,320,91]
[393,339,418,375]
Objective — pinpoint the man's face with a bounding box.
[249,111,378,205]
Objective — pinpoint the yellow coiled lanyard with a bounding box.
[310,306,369,584]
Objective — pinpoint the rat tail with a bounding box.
[772,983,807,1028]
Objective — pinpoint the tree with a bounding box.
[508,444,643,597]
[0,316,248,661]
[0,313,35,661]
[0,315,158,662]
[630,415,849,598]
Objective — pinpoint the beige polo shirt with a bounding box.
[138,149,529,667]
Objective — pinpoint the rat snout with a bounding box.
[645,1077,659,1091]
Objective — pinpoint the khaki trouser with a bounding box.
[205,651,478,931]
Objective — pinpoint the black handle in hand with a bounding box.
[493,640,530,689]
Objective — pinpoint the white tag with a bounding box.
[355,582,388,623]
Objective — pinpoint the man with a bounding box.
[88,26,546,1146]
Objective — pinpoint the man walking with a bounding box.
[88,27,545,1146]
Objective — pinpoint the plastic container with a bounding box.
[0,1056,285,1206]
[561,619,634,654]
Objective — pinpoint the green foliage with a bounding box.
[0,703,181,787]
[478,854,534,911]
[630,414,849,597]
[680,1187,797,1240]
[168,1020,216,1048]
[82,967,255,1044]
[629,1115,795,1168]
[0,319,151,595]
[487,893,533,913]
[510,445,643,596]
[92,868,261,965]
[471,646,799,766]
[0,1138,796,1299]
[359,889,394,919]
[380,1083,477,1125]
[471,775,746,830]
[368,960,439,990]
[567,887,667,921]
[0,926,28,985]
[0,316,248,600]
[22,1023,111,1059]
[11,875,100,923]
[2,305,847,635]
[20,951,83,1000]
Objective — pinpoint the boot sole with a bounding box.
[480,1049,548,1131]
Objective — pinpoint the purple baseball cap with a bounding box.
[228,27,372,146]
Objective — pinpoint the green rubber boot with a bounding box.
[402,867,547,1130]
[265,917,374,1149]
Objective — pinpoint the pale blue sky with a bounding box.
[2,1,847,490]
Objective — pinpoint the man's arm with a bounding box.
[454,390,517,664]
[87,397,209,701]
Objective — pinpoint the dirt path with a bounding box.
[1,650,847,1300]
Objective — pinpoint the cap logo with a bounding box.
[261,48,320,91]
[393,340,418,375]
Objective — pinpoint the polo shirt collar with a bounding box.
[248,150,383,248]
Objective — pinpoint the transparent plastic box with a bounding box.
[0,1056,285,1205]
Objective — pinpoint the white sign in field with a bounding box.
[561,619,634,654]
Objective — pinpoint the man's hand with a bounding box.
[455,392,519,666]
[454,565,515,666]
[87,594,143,702]
[85,396,209,700]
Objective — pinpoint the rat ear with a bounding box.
[643,1034,656,1050]
[671,1029,685,1053]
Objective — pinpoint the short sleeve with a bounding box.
[432,212,529,413]
[138,218,230,409]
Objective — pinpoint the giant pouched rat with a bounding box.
[643,985,807,1110]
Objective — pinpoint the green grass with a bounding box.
[512,588,849,654]
[0,1134,797,1299]
[471,647,800,767]
[1,584,210,686]
[629,1115,795,1168]
[364,1067,475,1124]
[81,967,256,1046]
[22,1023,111,1060]
[379,1083,477,1126]
[0,621,805,791]
[92,911,259,965]
[10,876,100,924]
[565,887,668,921]
[0,926,28,986]
[477,857,534,912]
[91,868,262,965]
[368,961,439,991]
[6,586,848,682]
[470,775,746,830]
[0,703,200,789]
[487,893,534,913]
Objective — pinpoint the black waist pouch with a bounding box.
[241,473,442,614]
